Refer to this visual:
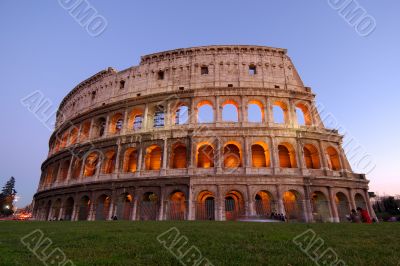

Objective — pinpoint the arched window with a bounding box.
[80,121,91,141]
[278,143,297,168]
[175,105,189,125]
[326,147,341,171]
[60,132,68,149]
[197,144,214,168]
[84,152,100,177]
[273,101,288,124]
[197,101,214,123]
[133,115,143,130]
[69,127,78,145]
[123,148,137,172]
[248,100,263,123]
[303,144,321,169]
[251,143,270,167]
[109,113,124,134]
[102,150,116,174]
[295,103,312,126]
[95,117,106,138]
[153,105,165,128]
[71,157,82,179]
[59,160,70,181]
[170,143,187,169]
[145,145,162,170]
[223,143,242,168]
[128,108,144,131]
[222,101,239,122]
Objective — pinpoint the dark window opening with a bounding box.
[154,106,165,128]
[136,93,141,97]
[158,71,164,80]
[228,84,233,87]
[133,115,143,130]
[120,80,125,89]
[91,91,96,100]
[179,87,184,91]
[275,85,280,89]
[249,65,257,75]
[116,119,123,132]
[201,66,209,75]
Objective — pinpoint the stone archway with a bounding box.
[116,193,133,220]
[139,192,159,220]
[167,191,186,220]
[283,190,303,222]
[311,191,331,222]
[196,191,215,220]
[95,194,111,220]
[336,192,350,222]
[254,191,274,217]
[225,190,245,221]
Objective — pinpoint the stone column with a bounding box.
[241,96,248,123]
[58,206,64,220]
[131,195,138,221]
[115,142,122,176]
[288,99,298,128]
[158,186,165,221]
[270,137,279,174]
[122,108,129,135]
[137,145,143,174]
[318,140,329,172]
[187,186,195,220]
[328,187,340,223]
[348,188,356,210]
[161,138,168,175]
[244,137,251,172]
[104,115,110,137]
[216,138,223,174]
[247,185,254,216]
[71,203,78,221]
[276,185,285,215]
[303,183,314,223]
[143,104,149,130]
[215,96,220,123]
[266,98,273,125]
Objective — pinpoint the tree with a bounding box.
[0,177,17,216]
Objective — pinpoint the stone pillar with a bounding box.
[88,118,95,139]
[244,137,251,172]
[216,138,223,174]
[247,185,254,216]
[328,187,340,223]
[303,184,314,223]
[115,142,122,176]
[270,137,279,174]
[66,156,74,183]
[288,99,298,128]
[216,185,224,221]
[161,138,168,175]
[137,145,143,174]
[88,201,96,221]
[241,96,248,123]
[266,98,273,126]
[276,185,285,215]
[190,98,196,125]
[187,186,195,220]
[104,115,110,137]
[143,104,149,130]
[107,199,115,220]
[297,140,306,170]
[158,186,165,221]
[215,96,220,123]
[122,108,129,135]
[348,188,356,210]
[131,195,138,221]
[318,140,329,172]
[58,206,64,220]
[71,203,78,221]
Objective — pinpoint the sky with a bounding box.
[0,1,399,207]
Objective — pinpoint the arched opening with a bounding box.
[51,199,62,220]
[116,193,133,220]
[278,143,297,168]
[109,113,124,134]
[311,192,331,222]
[225,190,245,221]
[303,144,321,169]
[63,197,74,221]
[128,108,144,131]
[174,105,189,125]
[168,191,186,220]
[69,127,78,145]
[283,190,302,221]
[71,157,82,180]
[153,105,165,128]
[196,191,215,220]
[273,101,289,124]
[355,193,367,210]
[94,117,106,138]
[197,144,214,168]
[248,100,264,123]
[145,145,162,170]
[84,152,100,177]
[102,150,116,174]
[197,101,214,123]
[255,191,274,217]
[326,147,341,171]
[79,121,91,141]
[170,143,187,169]
[78,196,90,221]
[60,132,68,149]
[223,143,242,168]
[44,165,54,186]
[140,192,159,220]
[95,194,111,220]
[59,160,70,182]
[222,101,239,122]
[336,192,350,222]
[44,200,52,221]
[251,143,271,167]
[295,103,312,126]
[123,148,137,173]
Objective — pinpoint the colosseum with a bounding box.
[32,45,375,222]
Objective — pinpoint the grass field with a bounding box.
[0,221,399,266]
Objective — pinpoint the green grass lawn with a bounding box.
[0,221,399,266]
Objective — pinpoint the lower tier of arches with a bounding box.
[33,178,376,223]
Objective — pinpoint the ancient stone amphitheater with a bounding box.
[33,45,375,222]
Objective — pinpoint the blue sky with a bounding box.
[0,1,399,207]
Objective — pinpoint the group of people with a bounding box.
[348,207,373,223]
[270,212,288,222]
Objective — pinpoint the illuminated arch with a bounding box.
[254,191,274,216]
[69,127,78,145]
[303,144,321,169]
[355,193,367,210]
[116,193,133,220]
[295,103,312,126]
[128,108,144,130]
[248,100,264,123]
[63,197,74,221]
[223,142,242,168]
[272,101,289,124]
[102,150,116,174]
[83,152,100,177]
[170,142,187,169]
[311,191,330,222]
[251,142,271,167]
[145,145,162,170]
[278,142,297,168]
[79,121,91,141]
[109,113,124,134]
[173,103,189,125]
[283,190,302,221]
[326,146,341,171]
[168,191,186,220]
[222,100,239,122]
[196,143,214,168]
[123,147,138,173]
[140,192,159,220]
[95,194,111,220]
[197,100,214,123]
[71,157,82,180]
[336,192,350,222]
[225,190,245,220]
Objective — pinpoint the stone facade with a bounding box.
[32,45,375,222]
